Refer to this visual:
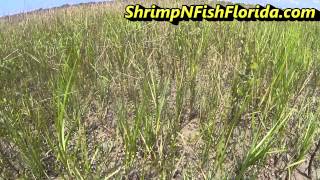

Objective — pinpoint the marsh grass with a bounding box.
[0,1,320,179]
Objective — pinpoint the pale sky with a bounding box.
[0,0,319,17]
[0,0,107,16]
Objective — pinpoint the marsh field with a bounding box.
[0,1,320,179]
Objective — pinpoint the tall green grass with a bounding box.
[0,1,320,179]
